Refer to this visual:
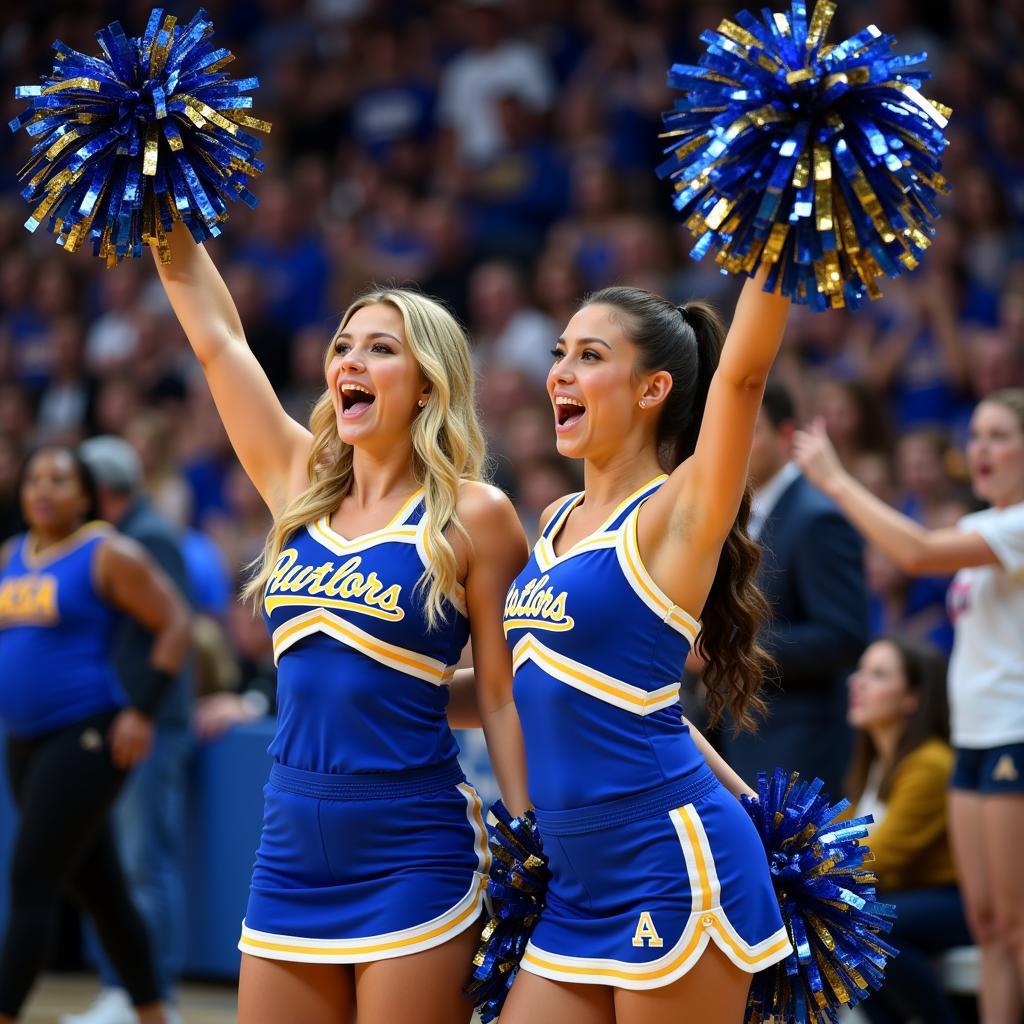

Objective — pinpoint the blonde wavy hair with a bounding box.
[243,288,486,628]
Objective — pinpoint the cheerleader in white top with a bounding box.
[795,389,1024,1024]
[497,270,792,1023]
[150,223,529,1024]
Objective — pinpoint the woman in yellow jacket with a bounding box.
[845,636,971,1024]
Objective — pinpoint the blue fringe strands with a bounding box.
[657,0,950,309]
[9,8,270,266]
[467,778,892,1021]
[742,769,898,1024]
[466,803,551,1023]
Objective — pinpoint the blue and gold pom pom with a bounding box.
[9,8,270,266]
[657,0,950,309]
[466,803,551,1023]
[742,769,898,1024]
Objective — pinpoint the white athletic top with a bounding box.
[947,502,1024,748]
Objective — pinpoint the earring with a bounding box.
[639,399,647,409]
[417,399,426,408]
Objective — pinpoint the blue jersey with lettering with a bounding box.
[505,477,705,810]
[0,524,126,737]
[263,490,470,774]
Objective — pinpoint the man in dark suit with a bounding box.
[69,437,191,1024]
[720,381,869,797]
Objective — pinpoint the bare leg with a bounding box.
[354,923,481,1024]
[614,941,750,1023]
[949,790,1022,1024]
[501,969,615,1024]
[238,954,355,1024]
[981,795,1024,1022]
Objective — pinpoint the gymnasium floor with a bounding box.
[23,976,237,1024]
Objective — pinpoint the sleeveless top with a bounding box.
[263,490,470,774]
[0,524,125,738]
[505,477,706,810]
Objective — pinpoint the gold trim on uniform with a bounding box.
[511,633,681,715]
[308,519,418,557]
[458,782,493,875]
[264,593,405,621]
[270,607,455,684]
[415,513,469,619]
[534,531,618,572]
[520,802,792,988]
[238,875,486,964]
[267,489,469,649]
[23,521,111,569]
[535,477,668,572]
[616,506,701,644]
[309,489,425,556]
[237,779,490,964]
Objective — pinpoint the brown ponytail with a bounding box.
[586,288,771,730]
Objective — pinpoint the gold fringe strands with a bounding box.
[741,769,898,1023]
[9,8,271,265]
[656,0,950,309]
[466,803,551,1022]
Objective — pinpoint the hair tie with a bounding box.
[676,304,690,323]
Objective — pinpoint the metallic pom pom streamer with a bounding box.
[9,8,270,266]
[657,0,950,309]
[466,803,551,1023]
[742,769,898,1024]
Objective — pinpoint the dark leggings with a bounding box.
[0,710,160,1018]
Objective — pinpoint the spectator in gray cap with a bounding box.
[67,437,192,1024]
[80,437,144,496]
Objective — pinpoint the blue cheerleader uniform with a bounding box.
[504,477,792,989]
[238,490,490,964]
[0,524,124,736]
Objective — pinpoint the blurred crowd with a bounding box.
[0,0,1022,710]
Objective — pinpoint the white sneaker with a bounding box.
[60,988,135,1024]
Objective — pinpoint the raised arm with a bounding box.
[644,269,789,594]
[458,482,531,816]
[679,269,789,536]
[794,418,1000,575]
[151,221,312,512]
